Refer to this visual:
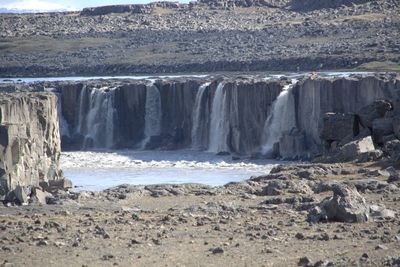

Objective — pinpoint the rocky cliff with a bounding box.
[2,73,398,163]
[274,74,400,159]
[0,93,63,201]
[56,77,283,155]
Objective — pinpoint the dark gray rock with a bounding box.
[14,185,28,205]
[372,118,394,145]
[308,184,369,223]
[320,112,359,143]
[358,100,393,129]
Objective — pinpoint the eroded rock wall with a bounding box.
[280,75,400,158]
[56,78,282,155]
[0,93,62,198]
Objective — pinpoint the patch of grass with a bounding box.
[332,13,387,23]
[150,7,177,16]
[0,36,115,54]
[356,61,400,72]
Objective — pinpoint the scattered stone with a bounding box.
[95,225,110,239]
[102,254,115,261]
[375,244,388,250]
[210,247,224,254]
[298,256,312,266]
[36,240,48,246]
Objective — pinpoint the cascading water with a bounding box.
[261,79,297,155]
[208,82,230,153]
[191,82,210,150]
[76,87,117,149]
[141,83,162,149]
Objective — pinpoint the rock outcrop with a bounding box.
[308,184,370,223]
[0,93,63,202]
[280,75,400,159]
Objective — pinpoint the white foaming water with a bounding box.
[77,87,116,149]
[261,80,297,155]
[191,82,210,150]
[208,83,230,153]
[141,84,162,148]
[61,150,280,191]
[0,74,210,83]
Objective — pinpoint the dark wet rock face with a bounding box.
[56,77,282,154]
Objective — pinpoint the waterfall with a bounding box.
[208,82,230,153]
[261,79,297,155]
[77,86,88,134]
[141,83,162,149]
[191,82,210,150]
[76,87,116,149]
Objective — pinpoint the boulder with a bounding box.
[336,136,376,162]
[308,184,369,223]
[384,139,400,162]
[31,188,53,205]
[386,166,400,183]
[49,178,73,191]
[369,205,396,219]
[357,100,393,129]
[320,112,359,143]
[14,185,28,205]
[372,118,394,145]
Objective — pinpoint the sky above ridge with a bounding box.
[0,0,189,11]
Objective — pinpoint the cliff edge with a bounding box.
[0,93,64,204]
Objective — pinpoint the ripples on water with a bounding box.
[61,150,281,191]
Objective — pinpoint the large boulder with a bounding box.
[320,112,359,143]
[372,118,394,145]
[357,100,393,129]
[336,136,376,162]
[384,139,400,163]
[308,184,369,223]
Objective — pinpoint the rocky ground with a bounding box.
[0,0,400,77]
[1,163,399,267]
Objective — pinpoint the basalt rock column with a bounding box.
[0,93,62,198]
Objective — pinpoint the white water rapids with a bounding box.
[61,150,280,191]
